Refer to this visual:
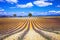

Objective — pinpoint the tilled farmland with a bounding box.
[0,17,60,40]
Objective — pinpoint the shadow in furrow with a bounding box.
[0,21,28,40]
[19,21,30,40]
[33,21,44,30]
[32,22,51,40]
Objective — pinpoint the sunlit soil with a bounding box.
[23,21,47,40]
[0,17,60,40]
[3,22,28,40]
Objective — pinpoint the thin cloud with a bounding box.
[49,10,56,12]
[49,10,60,13]
[37,0,54,1]
[37,0,48,1]
[0,0,4,2]
[10,7,16,8]
[0,9,4,11]
[57,5,60,8]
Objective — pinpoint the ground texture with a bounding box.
[0,17,60,40]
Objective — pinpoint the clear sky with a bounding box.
[0,0,60,16]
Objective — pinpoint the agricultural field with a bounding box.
[0,17,60,40]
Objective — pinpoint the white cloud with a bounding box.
[49,10,56,12]
[38,12,48,15]
[33,1,52,7]
[37,0,48,1]
[37,0,54,1]
[0,9,5,14]
[6,0,18,3]
[56,11,60,13]
[16,2,33,8]
[0,9,4,11]
[49,10,60,13]
[57,5,60,8]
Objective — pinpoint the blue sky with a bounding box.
[0,0,60,16]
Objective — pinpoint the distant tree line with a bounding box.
[13,13,32,17]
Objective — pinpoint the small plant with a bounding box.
[18,37,22,40]
[53,32,60,34]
